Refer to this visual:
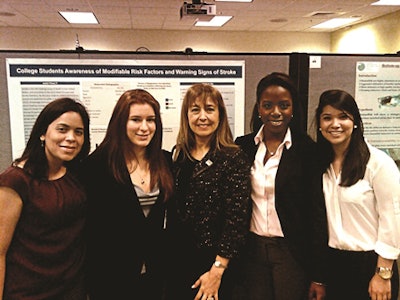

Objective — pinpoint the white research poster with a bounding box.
[355,61,400,149]
[6,58,245,159]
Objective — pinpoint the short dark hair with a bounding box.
[15,97,90,179]
[251,72,303,133]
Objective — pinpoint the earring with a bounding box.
[258,115,261,119]
[354,125,358,129]
[318,128,322,131]
[40,138,45,147]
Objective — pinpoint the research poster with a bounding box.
[355,61,400,150]
[6,58,245,159]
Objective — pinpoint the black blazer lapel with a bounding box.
[235,133,258,162]
[275,144,298,192]
[192,153,215,178]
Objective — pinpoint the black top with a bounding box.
[79,149,176,299]
[173,147,252,259]
[167,147,252,299]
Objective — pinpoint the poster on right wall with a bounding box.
[355,61,400,166]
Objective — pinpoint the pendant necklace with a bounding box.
[266,145,276,156]
[128,162,147,185]
[136,168,147,185]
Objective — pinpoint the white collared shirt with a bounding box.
[323,143,400,259]
[250,126,292,237]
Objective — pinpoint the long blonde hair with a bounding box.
[174,83,237,161]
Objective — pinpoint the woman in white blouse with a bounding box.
[315,89,400,300]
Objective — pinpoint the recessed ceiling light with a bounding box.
[195,16,232,27]
[59,11,99,24]
[371,0,400,5]
[312,17,361,29]
[215,0,253,2]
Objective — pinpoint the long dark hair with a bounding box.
[14,97,90,179]
[94,89,173,201]
[251,72,304,134]
[315,89,370,186]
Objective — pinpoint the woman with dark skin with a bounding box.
[235,72,326,300]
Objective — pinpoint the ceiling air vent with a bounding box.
[305,11,338,17]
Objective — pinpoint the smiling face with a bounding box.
[188,97,219,144]
[126,103,156,151]
[319,104,355,150]
[40,111,84,167]
[258,85,293,137]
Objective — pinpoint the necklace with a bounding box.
[128,161,148,185]
[135,169,147,185]
[137,173,145,185]
[266,145,276,156]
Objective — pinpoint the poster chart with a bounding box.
[355,61,400,150]
[6,58,245,159]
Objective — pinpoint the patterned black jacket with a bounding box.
[173,147,252,259]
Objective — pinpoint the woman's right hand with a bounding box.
[192,266,224,300]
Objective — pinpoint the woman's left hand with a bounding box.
[192,267,224,300]
[368,274,392,300]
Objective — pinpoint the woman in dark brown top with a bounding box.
[0,98,90,300]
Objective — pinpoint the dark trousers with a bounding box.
[87,272,164,300]
[236,232,308,300]
[326,248,399,300]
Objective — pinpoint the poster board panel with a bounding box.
[0,51,290,170]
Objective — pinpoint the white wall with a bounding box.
[0,27,330,53]
[331,10,400,54]
[1,9,400,54]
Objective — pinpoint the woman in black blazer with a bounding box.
[80,89,175,300]
[235,72,327,300]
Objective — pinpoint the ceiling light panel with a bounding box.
[195,16,233,27]
[371,0,400,5]
[215,0,253,2]
[312,17,361,29]
[59,11,99,24]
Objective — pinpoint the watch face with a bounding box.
[214,260,226,269]
[377,268,393,279]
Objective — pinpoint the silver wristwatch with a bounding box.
[213,260,228,269]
